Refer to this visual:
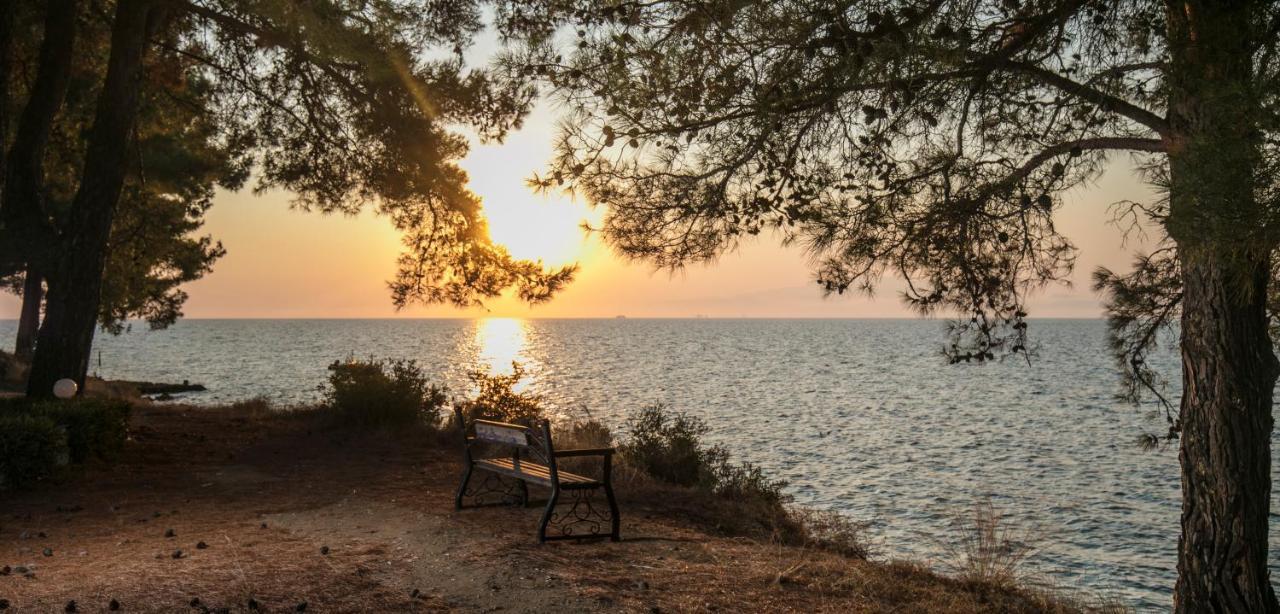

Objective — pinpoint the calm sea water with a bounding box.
[1,318,1271,610]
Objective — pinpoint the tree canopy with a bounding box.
[171,0,576,307]
[518,0,1278,364]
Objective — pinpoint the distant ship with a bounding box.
[615,315,626,319]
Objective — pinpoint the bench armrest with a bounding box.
[553,447,615,458]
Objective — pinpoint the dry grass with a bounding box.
[932,499,1132,613]
[940,499,1041,588]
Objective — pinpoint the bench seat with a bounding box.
[474,458,599,487]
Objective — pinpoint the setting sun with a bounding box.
[479,195,594,268]
[459,122,602,270]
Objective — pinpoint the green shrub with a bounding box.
[36,399,131,463]
[0,396,131,464]
[326,358,447,428]
[782,507,873,559]
[551,418,615,478]
[617,404,870,557]
[456,362,544,424]
[0,413,67,490]
[711,459,788,505]
[619,403,724,488]
[620,403,788,502]
[556,418,614,449]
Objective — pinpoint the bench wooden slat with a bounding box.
[475,458,597,485]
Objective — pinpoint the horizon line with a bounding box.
[0,315,1109,322]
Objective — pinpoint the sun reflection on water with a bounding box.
[474,318,529,376]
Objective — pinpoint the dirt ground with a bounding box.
[0,404,1089,613]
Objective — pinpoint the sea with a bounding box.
[1,317,1270,611]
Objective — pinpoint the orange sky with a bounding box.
[0,102,1159,321]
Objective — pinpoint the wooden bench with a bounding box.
[454,408,620,543]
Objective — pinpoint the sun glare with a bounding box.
[482,195,596,268]
[459,131,599,269]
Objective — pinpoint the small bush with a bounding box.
[783,507,873,559]
[620,403,723,488]
[620,403,789,508]
[456,362,544,424]
[0,350,28,391]
[556,418,614,449]
[0,396,131,465]
[326,358,447,428]
[228,396,273,416]
[711,460,788,506]
[551,418,615,478]
[0,413,67,490]
[616,403,869,558]
[36,399,131,463]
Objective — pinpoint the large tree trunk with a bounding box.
[27,0,163,397]
[0,0,78,271]
[1175,250,1278,612]
[1166,1,1278,611]
[14,266,42,359]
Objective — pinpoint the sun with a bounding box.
[458,105,604,269]
[481,193,596,268]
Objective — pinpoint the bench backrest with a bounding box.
[474,419,531,446]
[456,407,556,466]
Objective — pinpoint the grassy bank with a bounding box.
[0,358,1127,612]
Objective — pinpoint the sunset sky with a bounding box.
[0,101,1159,321]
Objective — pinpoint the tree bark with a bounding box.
[0,0,78,272]
[1165,1,1279,611]
[14,266,42,359]
[27,0,163,397]
[1175,249,1279,613]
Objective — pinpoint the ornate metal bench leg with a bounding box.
[518,480,530,507]
[455,463,474,510]
[538,487,560,544]
[604,483,621,542]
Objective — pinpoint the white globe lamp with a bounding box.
[52,378,78,399]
